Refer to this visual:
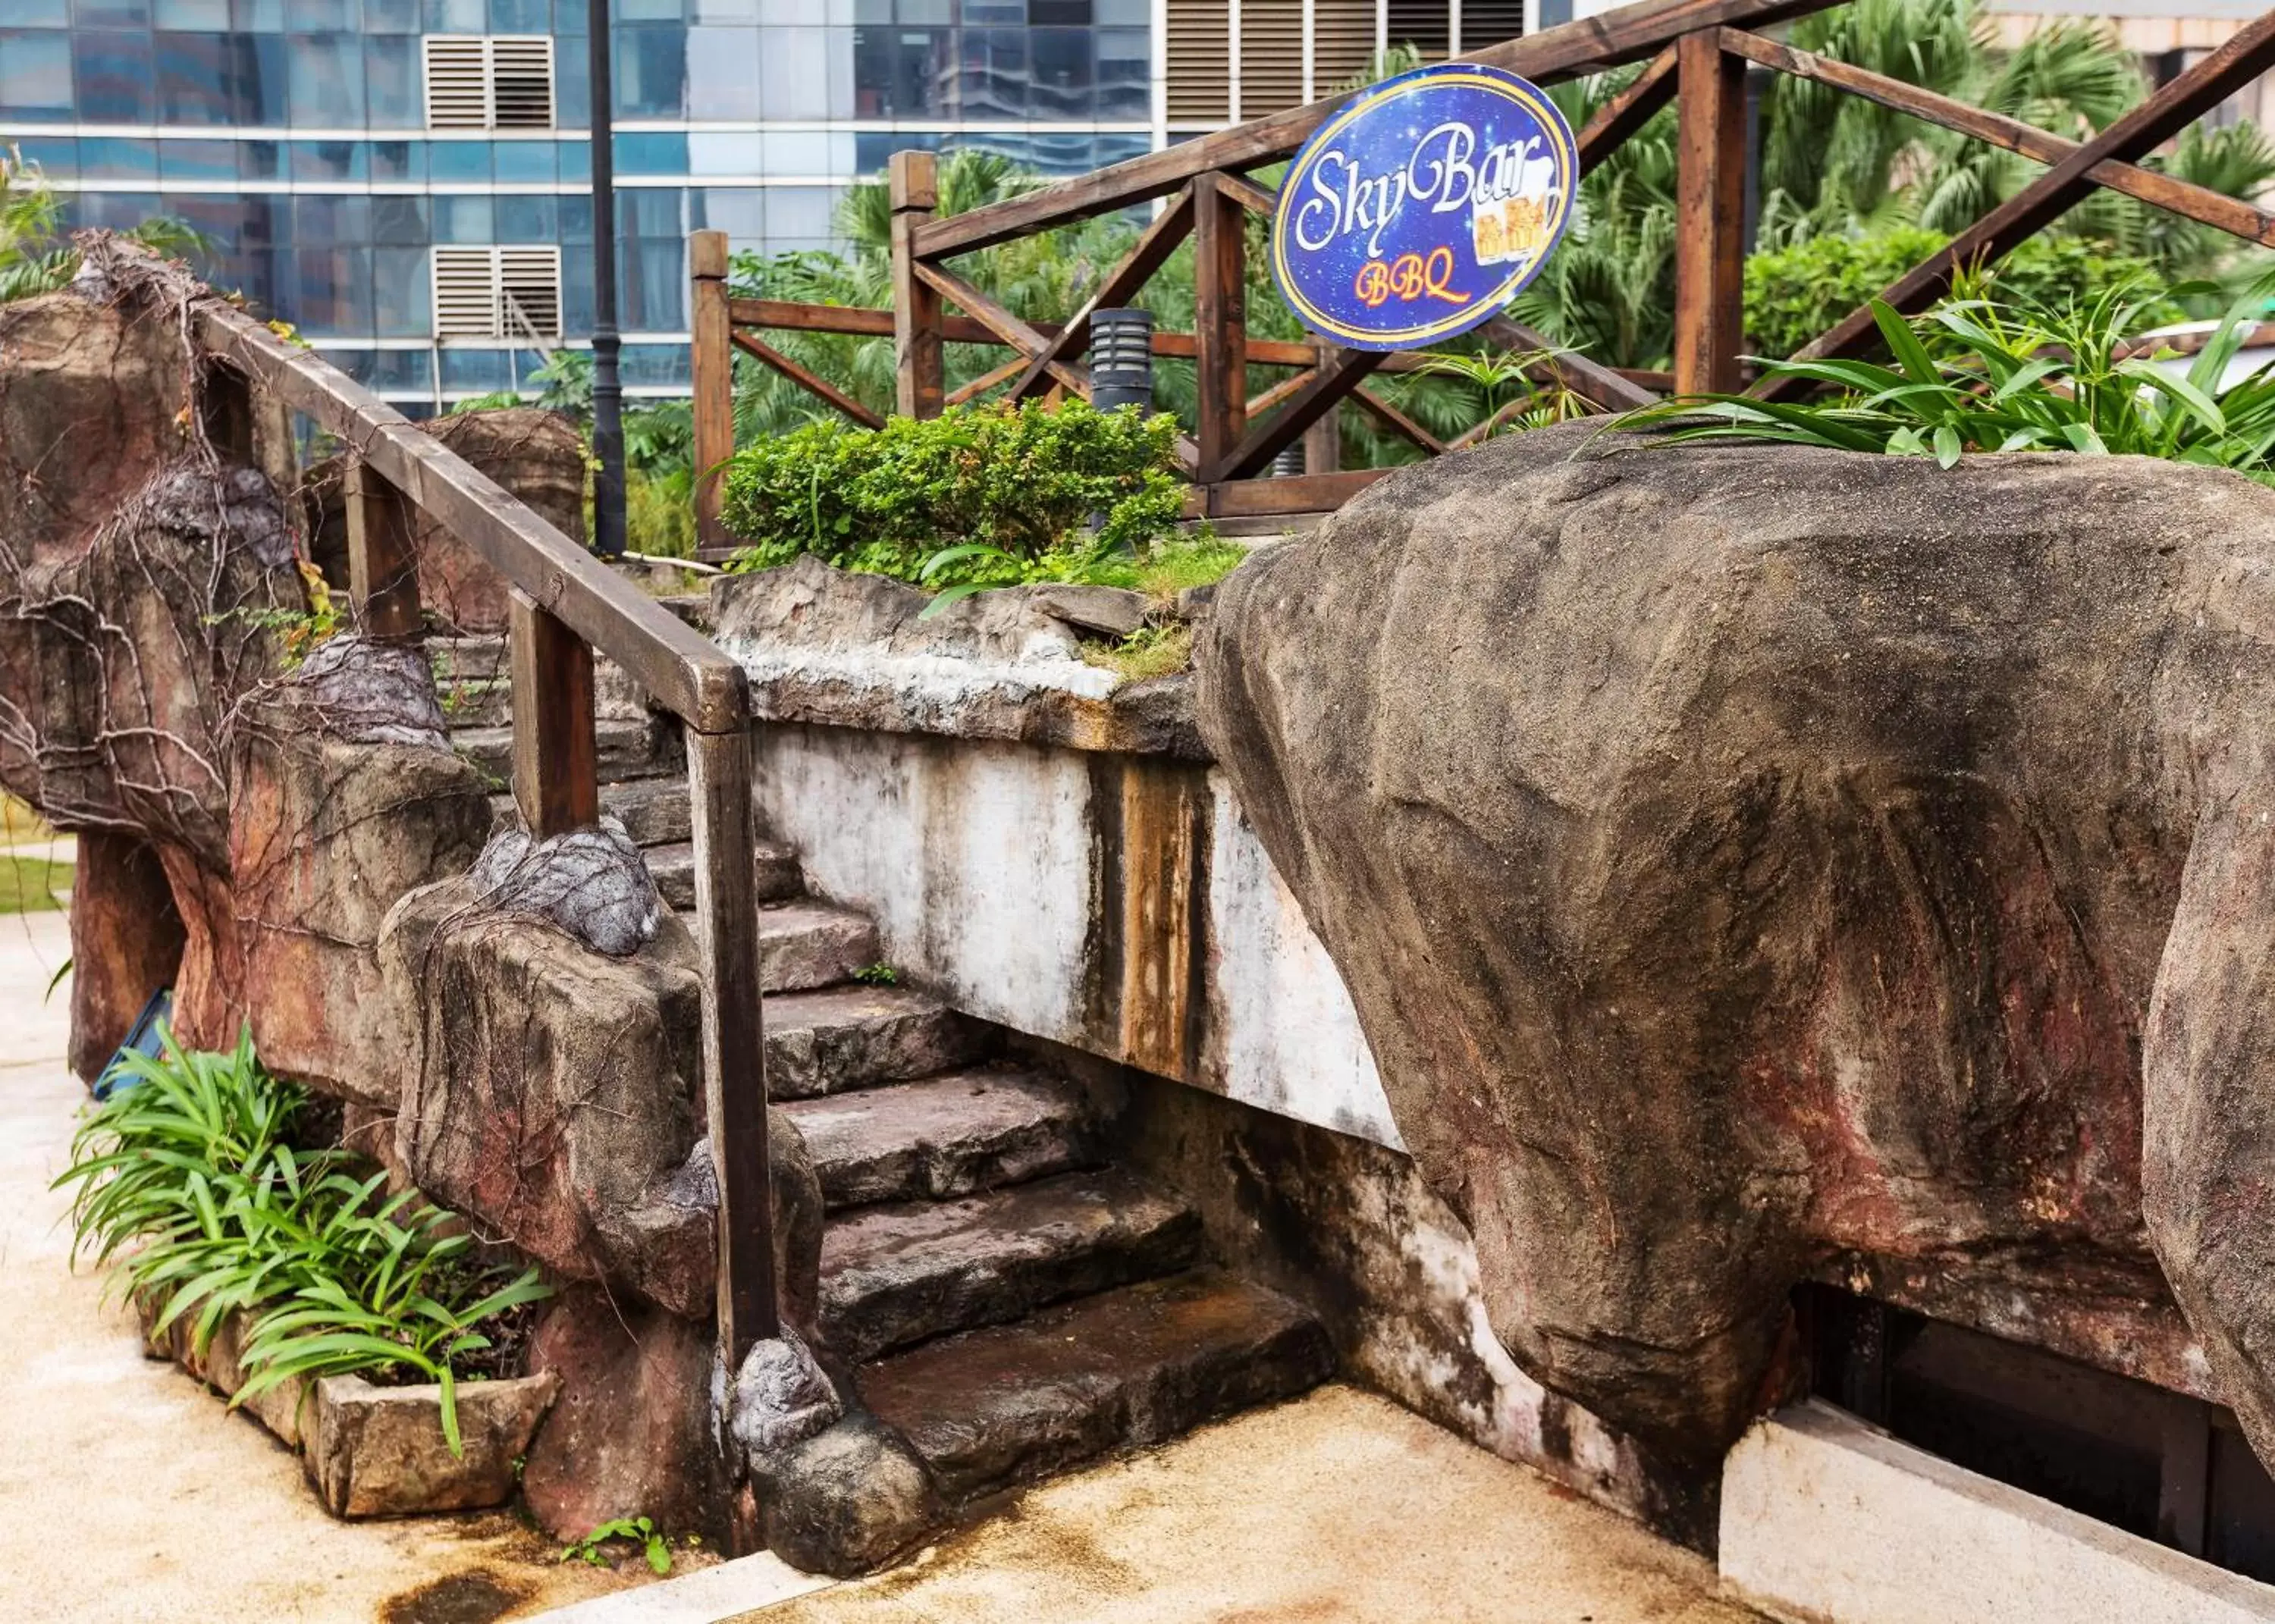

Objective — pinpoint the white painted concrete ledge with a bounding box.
[1721,1399,2275,1624]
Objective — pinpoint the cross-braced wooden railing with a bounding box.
[132,243,780,1375]
[691,0,2275,538]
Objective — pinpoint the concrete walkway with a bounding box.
[0,910,644,1624]
[5,905,1758,1624]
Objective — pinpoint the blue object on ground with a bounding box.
[94,987,172,1101]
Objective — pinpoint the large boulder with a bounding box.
[1197,423,2275,1475]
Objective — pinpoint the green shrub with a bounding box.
[1743,229,2184,361]
[720,397,1188,588]
[54,1024,548,1454]
[1621,273,2275,480]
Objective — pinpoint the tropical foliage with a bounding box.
[55,1025,549,1453]
[1617,272,2275,478]
[2,146,202,303]
[719,395,1200,591]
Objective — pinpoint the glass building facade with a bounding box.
[0,1,1158,411]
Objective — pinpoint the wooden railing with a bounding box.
[121,243,779,1374]
[691,0,2275,541]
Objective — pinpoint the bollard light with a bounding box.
[1089,307,1155,415]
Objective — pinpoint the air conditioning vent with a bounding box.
[1168,0,1230,123]
[1239,0,1305,115]
[423,36,555,130]
[431,245,562,340]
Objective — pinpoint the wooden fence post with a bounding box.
[690,229,736,550]
[508,590,599,838]
[345,462,422,640]
[1194,172,1248,478]
[1304,343,1341,475]
[1674,28,1748,397]
[890,151,944,421]
[688,721,777,1368]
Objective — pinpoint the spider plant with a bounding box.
[1614,271,2275,481]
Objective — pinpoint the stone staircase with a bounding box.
[430,625,1333,1544]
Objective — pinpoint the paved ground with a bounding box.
[5,905,1756,1624]
[0,909,646,1624]
[728,1382,1753,1624]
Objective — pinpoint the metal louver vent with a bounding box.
[1167,0,1231,123]
[431,246,561,340]
[423,36,554,130]
[1240,1,1305,115]
[1314,0,1378,92]
[1462,1,1527,47]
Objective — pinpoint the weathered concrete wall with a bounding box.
[752,723,1400,1149]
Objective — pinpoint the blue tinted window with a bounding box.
[1097,27,1145,118]
[1097,0,1144,18]
[554,0,586,30]
[155,0,230,24]
[557,190,592,246]
[555,46,589,127]
[621,343,688,386]
[234,0,285,27]
[363,0,417,29]
[424,0,482,27]
[495,193,555,239]
[686,25,759,119]
[366,346,433,390]
[240,139,283,176]
[75,190,162,228]
[291,140,366,178]
[0,32,74,118]
[960,0,1017,18]
[614,24,685,117]
[855,26,952,118]
[957,27,1024,119]
[617,0,682,18]
[370,195,427,243]
[558,138,591,183]
[288,34,363,123]
[623,240,683,329]
[560,249,592,332]
[372,247,430,332]
[901,0,952,19]
[1030,0,1091,19]
[294,246,375,336]
[79,139,158,178]
[431,193,492,241]
[441,348,511,390]
[160,140,237,179]
[239,33,291,122]
[297,193,370,243]
[287,0,356,26]
[613,132,686,175]
[371,140,423,179]
[757,25,828,119]
[75,33,155,121]
[8,0,71,25]
[493,140,556,182]
[10,136,78,174]
[620,186,680,237]
[365,35,419,124]
[489,0,548,28]
[156,33,237,124]
[74,0,152,27]
[1030,28,1090,117]
[428,140,491,181]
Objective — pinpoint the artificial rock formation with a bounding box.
[0,275,489,1092]
[1199,423,2275,1478]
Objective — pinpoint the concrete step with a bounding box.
[759,901,880,995]
[452,717,683,786]
[818,1168,1202,1362]
[858,1269,1333,1505]
[431,638,652,720]
[644,838,803,911]
[485,776,697,849]
[761,986,991,1101]
[780,1066,1096,1210]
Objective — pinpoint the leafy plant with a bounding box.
[1081,622,1194,682]
[561,1516,673,1575]
[2,145,205,303]
[850,963,899,986]
[720,397,1188,586]
[54,1024,550,1457]
[1616,272,2275,480]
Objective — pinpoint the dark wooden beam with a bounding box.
[1213,348,1387,481]
[1674,27,1749,396]
[890,150,944,419]
[1351,387,1451,456]
[1577,44,1680,162]
[909,259,1093,397]
[509,591,599,839]
[1247,367,1323,420]
[731,329,886,428]
[1721,28,2275,249]
[946,353,1031,406]
[1009,183,1197,403]
[690,229,737,548]
[911,0,1843,259]
[1772,10,2275,386]
[1184,468,1392,518]
[1194,173,1250,476]
[345,461,421,640]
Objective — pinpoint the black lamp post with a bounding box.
[587,0,626,558]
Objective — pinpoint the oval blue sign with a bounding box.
[1270,64,1577,352]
